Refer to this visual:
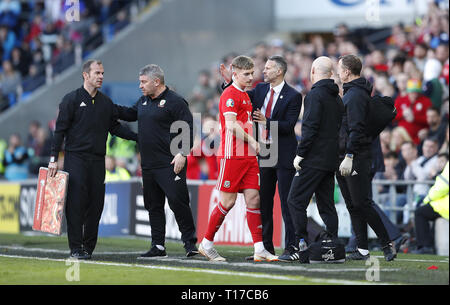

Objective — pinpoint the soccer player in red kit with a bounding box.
[198,55,279,262]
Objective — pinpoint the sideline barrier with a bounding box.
[0,178,284,247]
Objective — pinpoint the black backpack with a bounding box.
[308,231,345,264]
[365,95,397,137]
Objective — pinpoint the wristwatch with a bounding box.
[345,153,353,159]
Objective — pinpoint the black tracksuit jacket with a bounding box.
[115,86,194,170]
[339,77,374,159]
[51,86,137,161]
[296,79,344,172]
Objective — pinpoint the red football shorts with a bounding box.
[216,157,260,193]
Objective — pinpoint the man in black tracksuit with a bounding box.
[286,57,344,262]
[116,64,198,258]
[336,55,396,261]
[48,60,137,259]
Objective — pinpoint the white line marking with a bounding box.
[0,254,392,285]
[0,245,141,255]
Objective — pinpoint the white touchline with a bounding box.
[0,254,389,285]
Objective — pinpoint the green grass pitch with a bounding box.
[0,233,448,285]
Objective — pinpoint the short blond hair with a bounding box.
[231,55,254,71]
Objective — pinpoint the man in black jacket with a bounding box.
[336,54,396,261]
[48,60,137,259]
[286,56,344,262]
[116,64,198,258]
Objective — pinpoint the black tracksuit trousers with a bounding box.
[287,166,339,245]
[142,166,197,247]
[336,156,390,249]
[64,152,105,254]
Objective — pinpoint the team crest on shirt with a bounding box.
[224,181,231,188]
[158,99,166,107]
[226,99,234,107]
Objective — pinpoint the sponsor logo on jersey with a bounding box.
[226,99,234,107]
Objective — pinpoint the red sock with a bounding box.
[204,202,228,241]
[246,208,263,243]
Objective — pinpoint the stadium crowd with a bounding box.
[0,1,448,252]
[0,0,152,112]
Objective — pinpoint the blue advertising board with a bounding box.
[98,182,131,236]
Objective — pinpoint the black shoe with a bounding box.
[393,233,410,253]
[278,246,300,262]
[70,249,91,260]
[411,246,434,254]
[184,242,199,257]
[382,242,397,261]
[139,246,168,259]
[347,250,370,260]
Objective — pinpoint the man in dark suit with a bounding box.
[221,55,302,258]
[286,56,344,262]
[250,56,302,258]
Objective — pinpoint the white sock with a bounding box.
[254,241,264,253]
[201,238,214,250]
[358,248,369,255]
[156,245,165,251]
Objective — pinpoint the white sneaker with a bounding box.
[254,249,279,262]
[198,243,226,262]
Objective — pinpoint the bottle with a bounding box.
[299,239,308,252]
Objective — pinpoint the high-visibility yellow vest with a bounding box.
[423,162,449,220]
[105,167,131,183]
[0,139,6,174]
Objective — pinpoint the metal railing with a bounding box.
[372,179,435,224]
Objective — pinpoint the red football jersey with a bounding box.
[218,83,255,159]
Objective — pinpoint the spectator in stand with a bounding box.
[429,152,448,180]
[189,70,216,114]
[112,9,130,34]
[394,79,432,144]
[404,137,440,206]
[393,72,409,101]
[374,73,395,97]
[2,133,33,181]
[21,64,46,94]
[386,141,418,224]
[105,155,131,182]
[370,50,389,73]
[417,106,448,155]
[11,47,31,77]
[0,0,20,28]
[0,60,22,106]
[0,25,17,61]
[390,126,412,154]
[374,151,400,195]
[28,127,52,175]
[379,128,392,156]
[413,43,428,73]
[26,120,41,152]
[82,22,104,57]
